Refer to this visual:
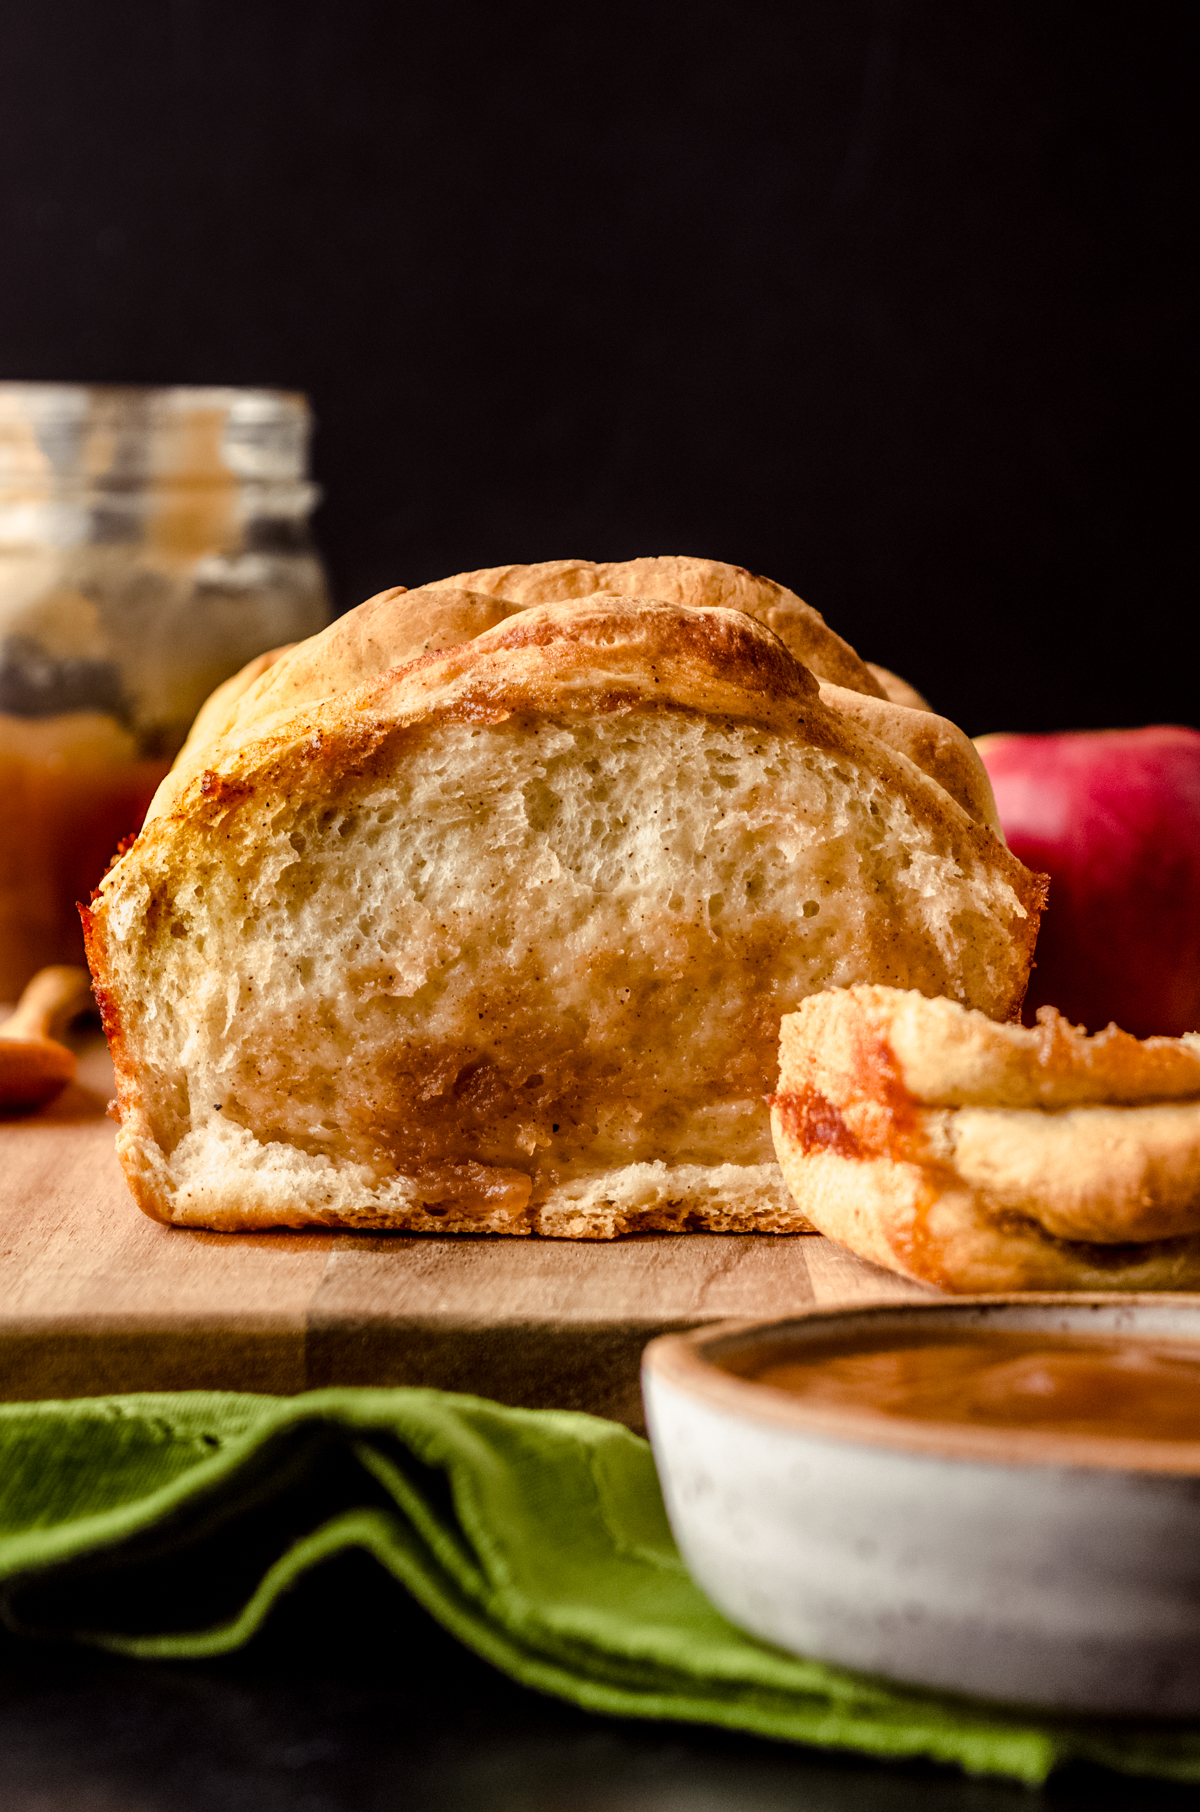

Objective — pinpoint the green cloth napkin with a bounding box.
[1,1388,1198,1788]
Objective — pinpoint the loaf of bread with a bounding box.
[85,575,1044,1236]
[771,985,1200,1290]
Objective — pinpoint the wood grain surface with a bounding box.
[0,1056,930,1427]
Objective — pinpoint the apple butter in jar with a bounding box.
[0,384,330,999]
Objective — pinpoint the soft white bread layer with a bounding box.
[771,986,1200,1291]
[156,556,1001,838]
[87,600,1043,1236]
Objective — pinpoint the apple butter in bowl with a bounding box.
[642,1298,1200,1716]
[743,1326,1200,1449]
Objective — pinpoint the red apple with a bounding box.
[975,726,1200,1038]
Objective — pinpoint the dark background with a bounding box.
[0,0,1193,735]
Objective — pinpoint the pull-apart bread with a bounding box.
[772,986,1200,1290]
[84,563,1044,1237]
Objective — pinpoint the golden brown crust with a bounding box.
[79,899,168,1221]
[148,597,821,829]
[866,663,933,712]
[173,552,868,781]
[165,559,991,837]
[769,1137,1200,1293]
[441,555,887,697]
[782,983,1200,1109]
[771,986,1200,1291]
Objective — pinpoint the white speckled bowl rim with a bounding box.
[643,1294,1200,1476]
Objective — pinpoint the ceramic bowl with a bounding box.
[642,1297,1200,1716]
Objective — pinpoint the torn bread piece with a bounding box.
[771,985,1200,1291]
[86,598,1043,1237]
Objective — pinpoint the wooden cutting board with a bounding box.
[0,1062,930,1429]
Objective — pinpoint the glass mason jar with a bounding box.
[0,383,331,998]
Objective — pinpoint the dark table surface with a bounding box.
[2,1549,1194,1812]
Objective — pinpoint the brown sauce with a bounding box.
[741,1330,1200,1443]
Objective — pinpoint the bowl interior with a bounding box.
[644,1295,1200,1474]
